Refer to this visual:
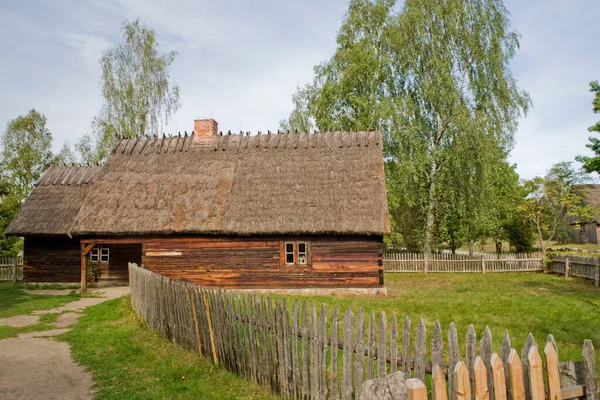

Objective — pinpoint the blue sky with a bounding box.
[0,0,598,179]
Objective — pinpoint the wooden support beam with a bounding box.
[80,243,88,293]
[82,242,96,256]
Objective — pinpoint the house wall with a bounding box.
[23,236,80,282]
[569,223,598,244]
[140,235,383,288]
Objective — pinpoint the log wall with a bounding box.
[140,235,383,288]
[23,236,81,282]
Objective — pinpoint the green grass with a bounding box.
[60,296,280,400]
[279,273,600,368]
[0,282,80,318]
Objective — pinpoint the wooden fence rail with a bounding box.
[0,256,23,282]
[548,254,600,287]
[384,253,543,273]
[128,263,597,400]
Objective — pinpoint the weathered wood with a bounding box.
[501,331,512,400]
[292,300,301,399]
[283,299,292,396]
[521,334,536,400]
[310,303,319,399]
[448,322,460,400]
[544,341,561,400]
[455,361,472,400]
[378,311,387,378]
[390,314,398,374]
[319,303,328,400]
[491,353,507,400]
[80,243,87,292]
[432,321,444,371]
[473,356,489,400]
[583,339,598,400]
[508,349,526,400]
[480,326,493,399]
[368,310,376,380]
[527,346,544,400]
[302,301,309,399]
[433,364,449,400]
[562,385,586,399]
[276,299,288,395]
[189,288,203,356]
[415,318,426,382]
[466,324,477,400]
[330,305,339,400]
[407,378,428,400]
[355,308,365,393]
[342,307,354,400]
[403,316,411,376]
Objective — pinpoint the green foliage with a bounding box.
[522,161,593,255]
[576,81,600,173]
[80,19,181,163]
[282,0,530,252]
[503,212,535,252]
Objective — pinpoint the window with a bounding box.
[580,225,586,233]
[282,241,310,265]
[285,243,295,264]
[298,242,307,264]
[90,244,109,263]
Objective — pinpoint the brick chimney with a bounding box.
[193,118,218,145]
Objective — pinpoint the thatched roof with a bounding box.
[5,165,102,236]
[7,131,389,237]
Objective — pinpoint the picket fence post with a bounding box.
[12,258,17,282]
[565,258,570,278]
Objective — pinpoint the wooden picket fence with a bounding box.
[128,264,597,400]
[384,253,543,273]
[0,256,23,281]
[548,254,600,287]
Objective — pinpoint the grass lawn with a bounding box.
[60,296,280,400]
[279,272,600,368]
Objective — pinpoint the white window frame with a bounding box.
[100,244,109,262]
[90,246,99,262]
[285,242,295,265]
[297,242,307,264]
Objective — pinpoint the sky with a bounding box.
[0,0,598,179]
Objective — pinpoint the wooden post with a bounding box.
[424,253,429,273]
[482,256,486,274]
[12,257,17,283]
[189,288,203,356]
[203,290,219,365]
[565,258,570,278]
[80,243,87,293]
[595,259,599,287]
[407,378,428,400]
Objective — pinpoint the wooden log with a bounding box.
[544,341,561,400]
[368,310,375,380]
[403,316,411,376]
[501,331,512,400]
[378,311,387,378]
[331,305,339,400]
[448,322,460,400]
[583,339,598,400]
[562,385,586,399]
[292,300,301,399]
[466,324,477,400]
[80,243,87,293]
[508,349,526,400]
[415,318,426,382]
[480,326,493,399]
[433,364,449,400]
[527,346,544,400]
[491,353,507,400]
[473,356,489,400]
[319,304,328,400]
[342,307,354,400]
[302,301,309,399]
[355,308,365,392]
[432,321,444,371]
[521,334,536,400]
[310,303,319,399]
[390,314,398,374]
[407,378,428,400]
[455,361,472,400]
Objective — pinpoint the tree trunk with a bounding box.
[423,159,438,254]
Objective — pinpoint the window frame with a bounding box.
[90,244,109,263]
[580,224,586,234]
[281,241,311,267]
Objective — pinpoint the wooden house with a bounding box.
[5,119,390,289]
[568,184,600,244]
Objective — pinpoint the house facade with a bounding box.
[568,185,600,244]
[6,119,390,289]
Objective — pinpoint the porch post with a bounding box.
[80,243,87,292]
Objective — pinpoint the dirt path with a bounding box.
[0,287,128,400]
